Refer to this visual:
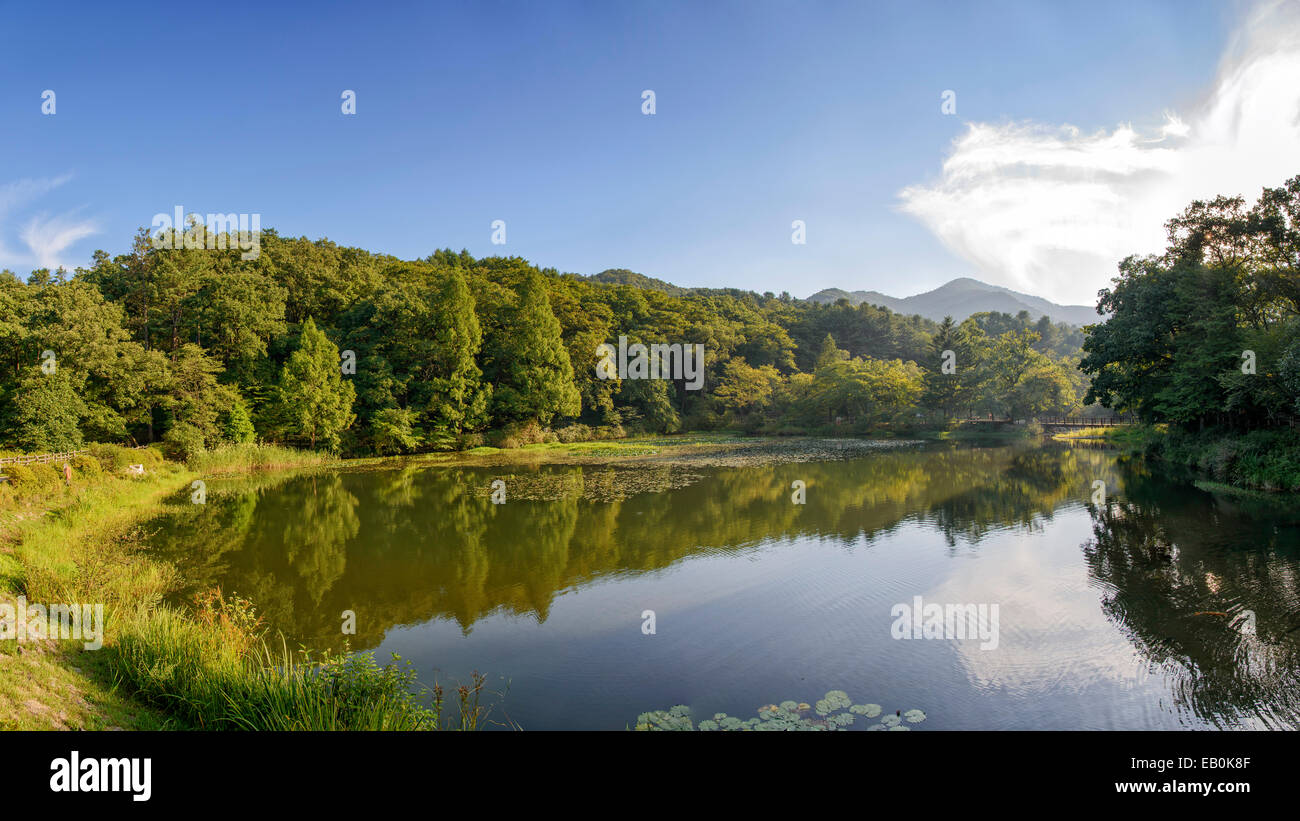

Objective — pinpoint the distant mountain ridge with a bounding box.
[806,277,1101,327]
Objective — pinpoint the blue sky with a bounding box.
[4,0,1292,305]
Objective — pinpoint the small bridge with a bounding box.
[961,416,1131,430]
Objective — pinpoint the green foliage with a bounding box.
[110,605,477,730]
[71,453,102,477]
[2,219,1108,457]
[275,318,356,450]
[480,269,581,425]
[88,443,134,472]
[370,407,422,455]
[223,398,256,444]
[5,370,86,452]
[1083,175,1300,432]
[3,464,38,490]
[162,422,206,465]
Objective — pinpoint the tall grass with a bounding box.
[190,442,332,475]
[109,601,479,731]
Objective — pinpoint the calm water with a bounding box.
[148,442,1300,730]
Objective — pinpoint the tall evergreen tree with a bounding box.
[276,318,356,449]
[484,270,581,425]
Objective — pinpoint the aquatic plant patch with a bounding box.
[634,691,927,731]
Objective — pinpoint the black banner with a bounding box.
[9,730,1283,808]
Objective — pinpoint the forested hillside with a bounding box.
[1,224,1092,458]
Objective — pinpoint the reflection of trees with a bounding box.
[1083,463,1300,728]
[147,443,1105,653]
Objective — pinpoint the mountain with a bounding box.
[587,268,687,296]
[806,277,1101,326]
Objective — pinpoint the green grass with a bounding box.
[2,441,470,731]
[190,442,334,475]
[110,601,486,730]
[1051,424,1145,445]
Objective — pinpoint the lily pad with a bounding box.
[634,693,927,732]
[823,690,852,711]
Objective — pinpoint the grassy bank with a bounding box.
[1,442,474,730]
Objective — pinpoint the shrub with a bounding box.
[488,421,548,449]
[457,432,485,450]
[88,443,132,472]
[555,424,593,443]
[71,454,102,477]
[28,463,63,492]
[162,424,206,465]
[510,421,548,446]
[4,464,37,491]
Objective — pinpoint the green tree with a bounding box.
[922,316,968,420]
[276,318,356,449]
[482,270,581,425]
[223,397,256,443]
[6,369,86,452]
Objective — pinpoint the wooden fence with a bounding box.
[0,445,149,469]
[0,449,88,467]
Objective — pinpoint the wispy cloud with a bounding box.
[20,210,100,271]
[899,0,1300,306]
[0,173,97,274]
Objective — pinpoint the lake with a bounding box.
[146,440,1300,730]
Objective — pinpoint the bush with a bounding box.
[457,432,485,450]
[71,454,102,477]
[555,424,593,443]
[162,424,206,465]
[4,464,37,490]
[88,443,132,472]
[511,421,548,446]
[488,421,548,449]
[28,463,63,492]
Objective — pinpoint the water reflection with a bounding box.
[1083,464,1300,728]
[143,442,1300,729]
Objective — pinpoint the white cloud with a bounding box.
[899,0,1300,306]
[20,210,100,271]
[0,173,97,274]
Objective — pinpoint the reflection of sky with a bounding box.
[376,507,1241,730]
[927,507,1152,701]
